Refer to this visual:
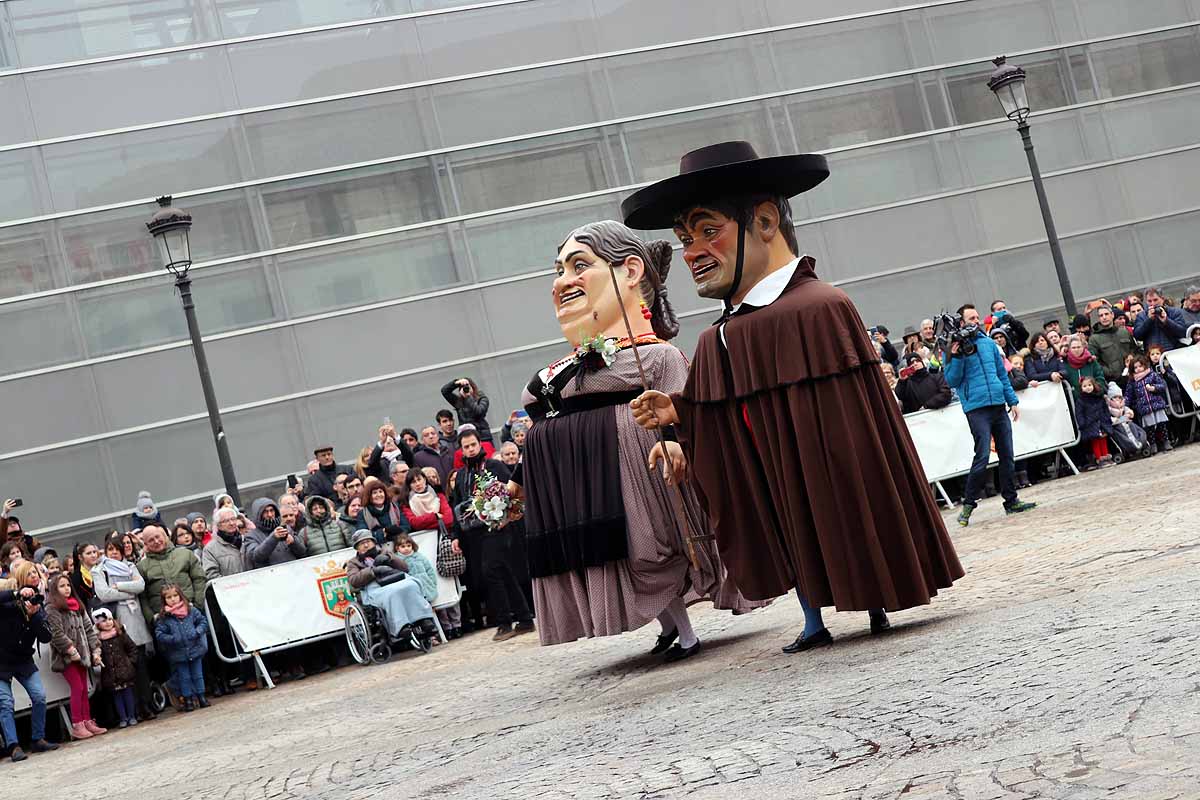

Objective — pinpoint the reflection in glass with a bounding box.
[76,262,275,356]
[451,139,612,216]
[1090,33,1200,98]
[0,224,59,298]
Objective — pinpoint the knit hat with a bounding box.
[351,530,374,548]
[903,351,925,366]
[1106,383,1123,399]
[456,423,477,435]
[1185,323,1200,344]
[1071,313,1091,331]
[91,607,113,623]
[990,324,1012,342]
[134,491,158,520]
[186,512,206,526]
[32,546,57,564]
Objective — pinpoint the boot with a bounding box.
[196,694,210,709]
[31,739,59,753]
[70,722,94,740]
[83,719,107,735]
[9,745,27,762]
[181,697,195,713]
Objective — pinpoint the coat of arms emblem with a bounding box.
[313,559,353,619]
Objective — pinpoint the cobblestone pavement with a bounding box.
[10,451,1200,799]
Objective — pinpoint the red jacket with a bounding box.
[452,442,495,470]
[401,493,454,531]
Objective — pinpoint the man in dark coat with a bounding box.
[895,352,952,414]
[1088,305,1136,384]
[1133,287,1188,351]
[413,425,455,486]
[449,430,512,633]
[626,141,963,654]
[305,446,353,500]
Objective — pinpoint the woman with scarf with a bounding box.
[345,531,437,641]
[69,542,103,612]
[507,221,765,661]
[92,533,156,719]
[1025,332,1066,384]
[401,467,464,638]
[1062,334,1107,397]
[356,477,411,545]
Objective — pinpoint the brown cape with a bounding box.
[673,257,964,608]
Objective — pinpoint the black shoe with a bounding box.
[1003,500,1037,515]
[513,620,536,637]
[10,745,27,763]
[31,739,59,753]
[781,628,834,654]
[211,683,225,698]
[196,695,210,709]
[870,611,892,634]
[650,629,678,655]
[181,698,195,713]
[663,640,701,663]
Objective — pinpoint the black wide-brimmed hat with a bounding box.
[621,141,829,230]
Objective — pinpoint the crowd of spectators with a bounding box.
[1,284,1198,763]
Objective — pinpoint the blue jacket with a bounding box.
[942,332,1018,413]
[1133,306,1188,351]
[154,607,209,664]
[1025,352,1065,383]
[1124,371,1169,418]
[399,550,438,604]
[1074,391,1113,440]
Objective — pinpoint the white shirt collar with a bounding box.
[731,255,805,314]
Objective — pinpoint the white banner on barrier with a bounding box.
[904,382,1078,483]
[211,549,355,653]
[1165,343,1200,406]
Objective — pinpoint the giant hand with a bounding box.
[648,441,688,486]
[630,390,679,429]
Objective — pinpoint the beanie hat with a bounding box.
[134,491,158,520]
[1071,313,1091,331]
[32,546,57,564]
[186,512,206,526]
[91,607,113,623]
[903,351,925,366]
[1106,383,1123,399]
[351,530,374,548]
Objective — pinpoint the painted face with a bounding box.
[673,208,741,300]
[552,238,641,346]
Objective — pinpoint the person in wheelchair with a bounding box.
[345,531,436,643]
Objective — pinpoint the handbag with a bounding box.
[374,567,407,587]
[435,519,466,578]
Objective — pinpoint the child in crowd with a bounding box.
[172,526,199,553]
[1075,376,1114,469]
[45,571,106,739]
[1124,353,1172,454]
[394,534,438,605]
[154,583,210,713]
[92,608,140,728]
[1107,384,1148,457]
[1187,323,1200,346]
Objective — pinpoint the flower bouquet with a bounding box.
[469,470,523,531]
[572,333,620,371]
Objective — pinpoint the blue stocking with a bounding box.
[798,592,825,638]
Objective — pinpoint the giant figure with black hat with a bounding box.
[627,142,964,653]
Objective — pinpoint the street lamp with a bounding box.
[987,55,1077,320]
[147,196,242,507]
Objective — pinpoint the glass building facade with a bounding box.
[2,0,1199,543]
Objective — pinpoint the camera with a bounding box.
[933,312,980,358]
[24,591,44,608]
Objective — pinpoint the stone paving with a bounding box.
[8,450,1200,799]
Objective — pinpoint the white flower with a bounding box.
[599,338,619,366]
[483,496,507,521]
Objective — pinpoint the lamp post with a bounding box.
[987,55,1077,321]
[146,196,242,507]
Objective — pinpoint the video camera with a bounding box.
[933,312,980,358]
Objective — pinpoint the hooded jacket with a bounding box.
[46,602,99,673]
[303,495,353,557]
[441,380,494,442]
[242,499,308,569]
[1088,321,1137,380]
[1124,370,1170,418]
[137,544,207,626]
[942,332,1019,413]
[894,367,952,414]
[154,606,209,665]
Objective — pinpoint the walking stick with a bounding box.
[605,261,702,571]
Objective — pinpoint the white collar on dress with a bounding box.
[731,255,807,314]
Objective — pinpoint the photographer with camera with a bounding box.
[1133,287,1187,352]
[0,561,58,761]
[942,304,1037,527]
[441,377,494,444]
[895,353,952,415]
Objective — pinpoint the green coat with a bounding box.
[1088,323,1136,380]
[1064,358,1107,397]
[137,545,207,627]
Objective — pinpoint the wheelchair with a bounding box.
[344,597,439,665]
